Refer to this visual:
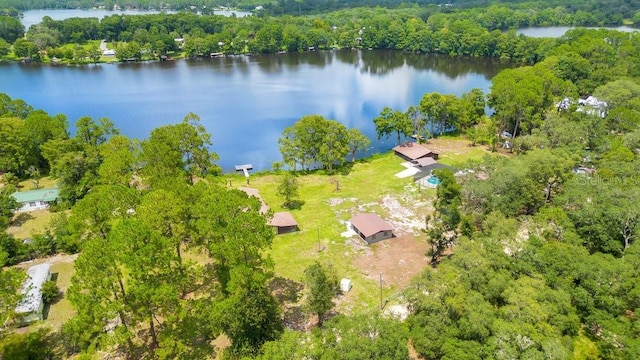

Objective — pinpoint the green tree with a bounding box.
[0,187,18,231]
[277,172,300,209]
[41,280,60,305]
[0,15,24,43]
[303,261,338,326]
[12,38,37,58]
[140,113,219,188]
[278,115,351,171]
[373,107,412,145]
[346,128,370,162]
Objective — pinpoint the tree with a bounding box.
[277,172,300,209]
[0,15,24,43]
[0,187,18,231]
[419,93,464,136]
[41,280,60,305]
[346,128,371,162]
[97,135,137,186]
[12,38,38,58]
[303,261,338,326]
[489,65,572,137]
[140,113,220,188]
[373,107,412,145]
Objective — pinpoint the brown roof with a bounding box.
[350,213,394,238]
[269,212,298,227]
[393,143,436,160]
[238,187,270,214]
[413,157,437,167]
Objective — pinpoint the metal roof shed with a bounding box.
[15,263,51,325]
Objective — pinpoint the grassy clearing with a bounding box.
[6,210,55,239]
[245,152,417,313]
[16,176,58,191]
[44,261,76,329]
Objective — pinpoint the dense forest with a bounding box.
[2,0,640,358]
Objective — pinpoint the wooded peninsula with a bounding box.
[1,0,639,359]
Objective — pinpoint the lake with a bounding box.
[0,51,507,171]
[20,8,251,29]
[517,25,638,38]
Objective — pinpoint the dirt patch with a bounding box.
[426,137,477,156]
[14,253,79,271]
[353,235,429,289]
[381,195,426,236]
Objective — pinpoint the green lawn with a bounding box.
[44,261,76,329]
[6,210,56,240]
[245,152,420,313]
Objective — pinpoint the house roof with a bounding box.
[412,157,438,167]
[11,188,59,204]
[15,263,51,314]
[350,213,394,238]
[238,187,270,214]
[269,212,298,227]
[392,143,436,160]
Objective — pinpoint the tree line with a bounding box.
[2,4,640,63]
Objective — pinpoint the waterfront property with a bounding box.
[350,213,394,244]
[11,188,59,212]
[15,263,52,325]
[393,143,439,162]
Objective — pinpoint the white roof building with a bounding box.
[15,263,51,324]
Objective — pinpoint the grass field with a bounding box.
[243,152,427,313]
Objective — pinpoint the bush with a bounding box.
[41,280,60,305]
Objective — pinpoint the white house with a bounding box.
[15,263,51,325]
[11,188,59,212]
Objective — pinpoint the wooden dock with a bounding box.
[235,164,253,183]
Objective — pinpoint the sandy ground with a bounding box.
[353,235,429,289]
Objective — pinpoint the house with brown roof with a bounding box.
[393,142,438,161]
[269,212,299,234]
[350,213,394,244]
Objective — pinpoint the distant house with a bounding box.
[350,213,394,244]
[102,49,115,56]
[11,188,59,212]
[393,142,438,161]
[15,263,51,325]
[269,212,299,234]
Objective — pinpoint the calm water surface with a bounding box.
[0,51,507,171]
[517,25,638,38]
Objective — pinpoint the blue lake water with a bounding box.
[0,51,507,171]
[516,25,638,38]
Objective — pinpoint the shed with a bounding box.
[393,142,438,161]
[11,188,59,212]
[15,263,51,325]
[269,212,299,234]
[350,213,394,244]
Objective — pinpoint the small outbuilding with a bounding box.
[393,142,438,161]
[350,213,394,244]
[269,212,299,234]
[15,263,51,325]
[11,188,59,212]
